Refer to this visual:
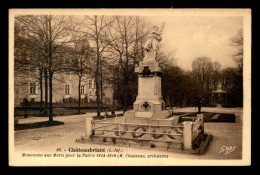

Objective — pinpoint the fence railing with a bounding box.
[85,114,204,150]
[91,118,184,144]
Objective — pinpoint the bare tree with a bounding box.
[230,29,243,106]
[156,46,176,70]
[15,17,46,112]
[192,57,218,94]
[212,61,222,90]
[16,15,75,121]
[14,19,30,77]
[231,29,243,73]
[70,33,93,114]
[83,15,111,116]
[104,16,147,113]
[192,57,211,93]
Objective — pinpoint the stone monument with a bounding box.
[125,22,170,119]
[83,22,211,153]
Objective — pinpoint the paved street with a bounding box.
[13,107,243,165]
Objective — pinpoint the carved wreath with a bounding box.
[131,127,146,138]
[141,101,151,111]
[151,129,164,139]
[142,66,151,76]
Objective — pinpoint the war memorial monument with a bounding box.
[81,22,212,154]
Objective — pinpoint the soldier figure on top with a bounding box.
[144,22,165,61]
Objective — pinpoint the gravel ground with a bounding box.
[12,107,243,165]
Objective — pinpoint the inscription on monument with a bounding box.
[139,62,155,66]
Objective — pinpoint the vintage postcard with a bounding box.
[9,9,251,166]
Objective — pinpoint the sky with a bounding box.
[144,16,243,70]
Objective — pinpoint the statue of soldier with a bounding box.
[144,22,165,61]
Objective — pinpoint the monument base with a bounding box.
[130,59,170,119]
[124,110,170,119]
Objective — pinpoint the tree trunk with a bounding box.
[78,76,81,114]
[95,34,101,117]
[100,66,103,111]
[123,86,128,113]
[44,68,48,116]
[49,71,53,122]
[198,101,201,114]
[95,75,100,117]
[48,17,53,122]
[39,68,43,112]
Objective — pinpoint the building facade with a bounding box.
[14,36,114,107]
[14,67,114,107]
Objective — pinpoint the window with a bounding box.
[89,91,92,96]
[89,80,92,89]
[65,85,70,95]
[80,85,85,95]
[30,83,36,94]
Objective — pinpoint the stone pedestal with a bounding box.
[85,118,93,139]
[183,121,193,150]
[125,60,170,119]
